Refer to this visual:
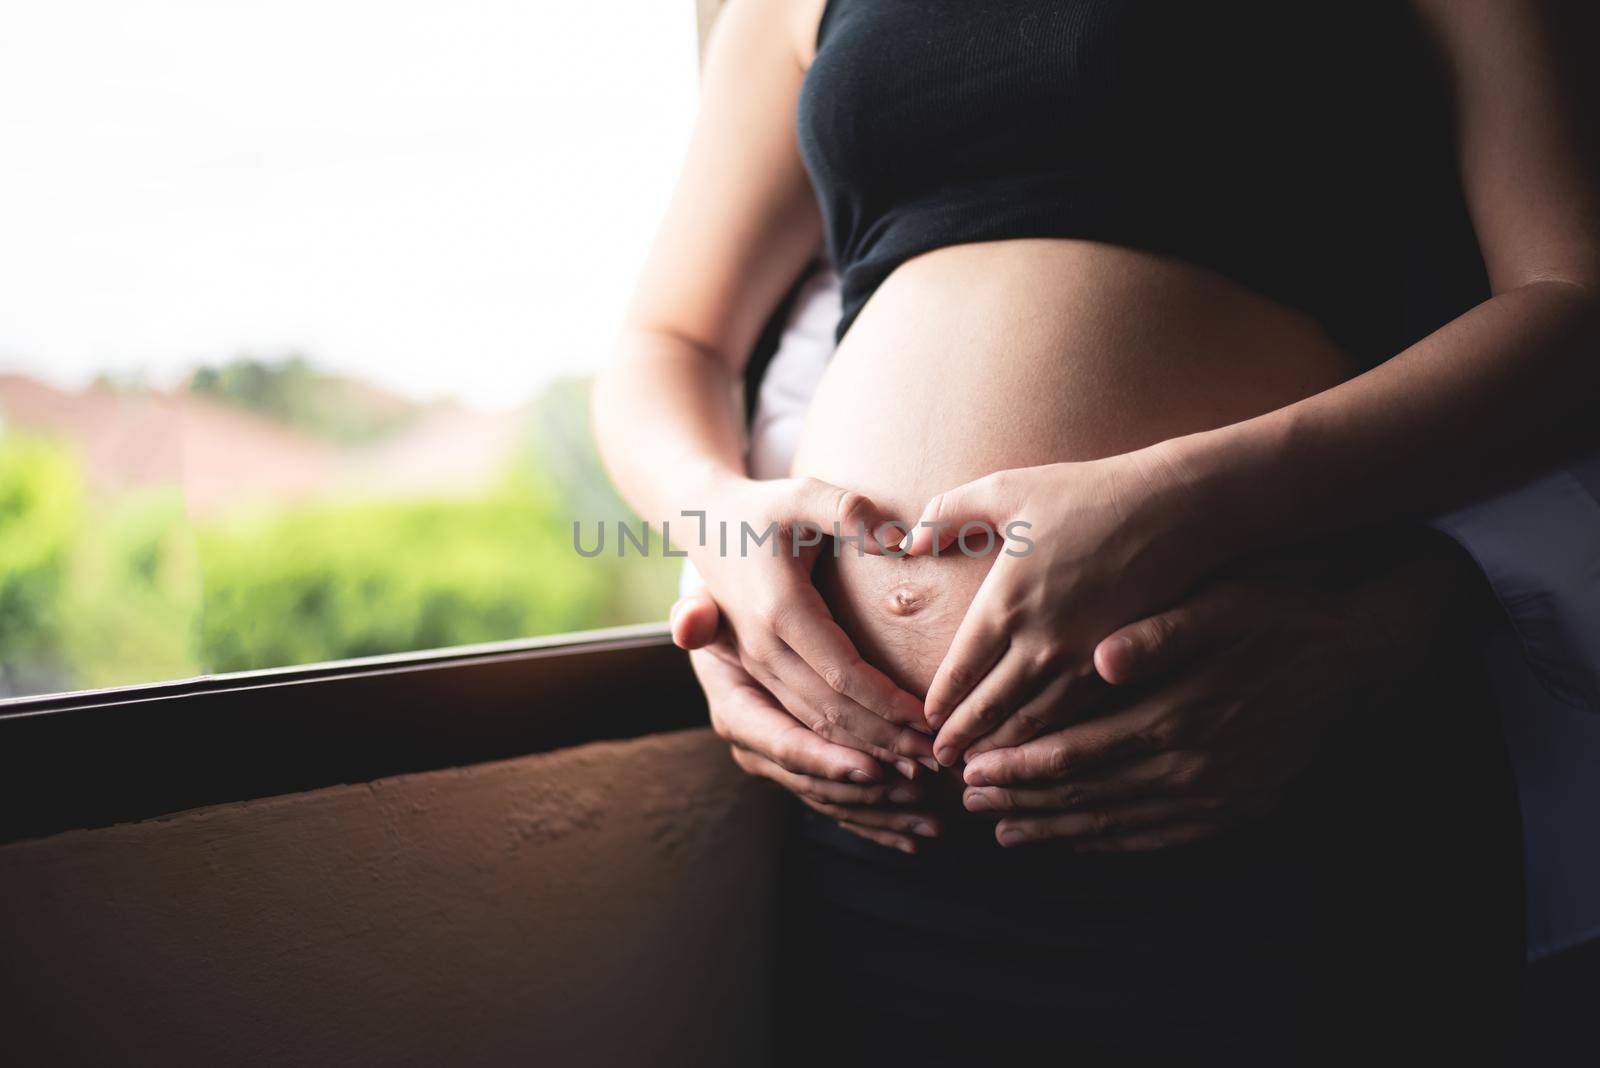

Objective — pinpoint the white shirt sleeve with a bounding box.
[678,266,845,600]
[1432,455,1600,715]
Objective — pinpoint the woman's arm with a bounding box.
[1159,0,1600,558]
[592,0,931,768]
[594,0,822,525]
[912,0,1600,761]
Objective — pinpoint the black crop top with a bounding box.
[796,0,1481,366]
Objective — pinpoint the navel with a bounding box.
[886,584,929,617]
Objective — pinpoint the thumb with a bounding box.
[903,471,1020,557]
[787,478,904,555]
[669,590,723,650]
[1093,587,1237,685]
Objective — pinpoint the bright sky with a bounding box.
[0,0,700,409]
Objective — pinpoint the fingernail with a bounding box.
[889,786,918,803]
[846,769,877,785]
[935,747,957,767]
[918,756,943,773]
[911,820,938,838]
[896,840,917,855]
[874,523,905,552]
[964,790,992,812]
[964,765,989,787]
[997,826,1024,847]
[924,711,946,731]
[895,759,919,780]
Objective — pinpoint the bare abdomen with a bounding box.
[791,238,1355,699]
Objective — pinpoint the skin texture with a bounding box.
[594,0,1599,846]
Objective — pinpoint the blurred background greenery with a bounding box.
[0,360,679,698]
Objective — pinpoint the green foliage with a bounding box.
[59,488,203,690]
[1,383,680,694]
[193,476,678,674]
[525,377,631,524]
[189,354,419,443]
[0,434,82,693]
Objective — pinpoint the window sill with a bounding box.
[0,624,705,844]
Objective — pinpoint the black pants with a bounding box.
[772,659,1524,1066]
[1519,938,1600,1065]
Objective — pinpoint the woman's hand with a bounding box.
[958,533,1496,851]
[676,586,928,778]
[686,604,941,855]
[902,447,1216,766]
[685,475,937,772]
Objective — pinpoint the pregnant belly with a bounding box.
[789,238,1356,800]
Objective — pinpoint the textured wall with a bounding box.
[0,729,785,1067]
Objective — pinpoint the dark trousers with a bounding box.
[1519,938,1600,1065]
[772,660,1525,1066]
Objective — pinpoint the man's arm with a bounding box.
[960,527,1501,850]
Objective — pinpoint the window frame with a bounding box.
[0,626,705,844]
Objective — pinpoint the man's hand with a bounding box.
[679,590,942,853]
[960,534,1494,852]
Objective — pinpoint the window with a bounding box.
[0,0,702,698]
